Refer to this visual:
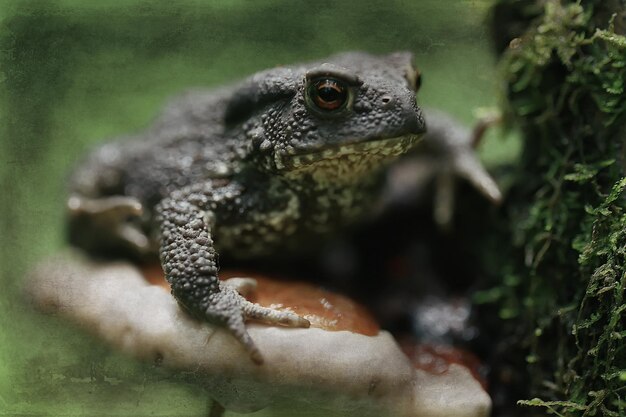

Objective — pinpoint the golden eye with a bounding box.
[308,78,348,111]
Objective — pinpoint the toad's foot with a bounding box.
[434,153,502,228]
[422,108,502,228]
[67,195,152,256]
[450,150,502,204]
[68,195,143,219]
[461,110,503,204]
[215,280,310,364]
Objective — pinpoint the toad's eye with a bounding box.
[307,78,349,112]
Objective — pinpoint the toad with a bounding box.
[67,51,500,364]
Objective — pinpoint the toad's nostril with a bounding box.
[381,95,393,107]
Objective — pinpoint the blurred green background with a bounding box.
[0,1,517,415]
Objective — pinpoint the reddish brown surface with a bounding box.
[141,263,379,336]
[400,341,487,389]
[142,264,487,385]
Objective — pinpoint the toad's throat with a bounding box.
[276,134,424,175]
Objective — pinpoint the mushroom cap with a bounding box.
[26,252,491,417]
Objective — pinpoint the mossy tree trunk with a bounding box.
[482,1,626,415]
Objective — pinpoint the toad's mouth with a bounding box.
[274,134,424,172]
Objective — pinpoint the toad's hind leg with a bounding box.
[67,195,152,258]
[157,183,309,365]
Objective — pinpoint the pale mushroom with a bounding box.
[26,252,491,417]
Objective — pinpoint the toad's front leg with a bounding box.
[156,183,310,364]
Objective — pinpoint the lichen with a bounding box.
[478,1,626,415]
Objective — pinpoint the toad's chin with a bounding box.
[275,134,424,181]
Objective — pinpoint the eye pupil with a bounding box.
[309,78,348,111]
[318,85,340,102]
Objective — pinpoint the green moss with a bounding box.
[483,0,626,415]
